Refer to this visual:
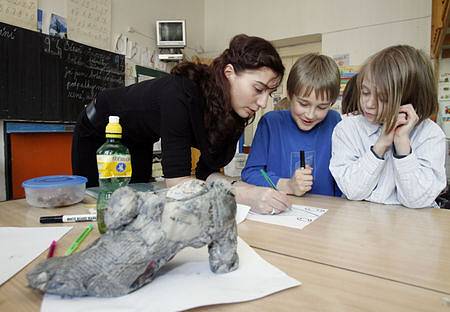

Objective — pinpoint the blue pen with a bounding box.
[259,169,278,190]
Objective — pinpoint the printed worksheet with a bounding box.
[246,204,327,229]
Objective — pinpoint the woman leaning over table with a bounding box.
[72,34,290,215]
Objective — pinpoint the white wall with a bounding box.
[110,0,205,58]
[37,0,205,68]
[204,0,431,63]
[34,0,433,72]
[323,17,430,65]
[110,0,204,80]
[36,0,205,82]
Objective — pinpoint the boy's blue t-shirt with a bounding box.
[241,109,342,197]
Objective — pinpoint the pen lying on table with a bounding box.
[64,224,94,256]
[47,240,57,258]
[40,214,97,224]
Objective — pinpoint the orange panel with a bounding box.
[10,133,73,199]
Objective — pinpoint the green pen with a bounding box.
[64,224,94,256]
[259,169,278,190]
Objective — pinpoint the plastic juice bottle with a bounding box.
[96,116,131,233]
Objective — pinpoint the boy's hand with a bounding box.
[288,166,313,196]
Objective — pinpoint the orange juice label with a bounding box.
[96,155,132,179]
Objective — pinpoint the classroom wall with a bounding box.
[110,0,205,58]
[204,0,431,63]
[37,0,205,77]
[38,0,205,53]
[36,0,431,72]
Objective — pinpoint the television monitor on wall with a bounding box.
[156,20,186,48]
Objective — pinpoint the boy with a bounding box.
[241,53,342,197]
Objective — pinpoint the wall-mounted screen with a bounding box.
[156,20,186,47]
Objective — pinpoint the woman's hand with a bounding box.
[394,104,418,155]
[278,167,313,196]
[234,183,290,215]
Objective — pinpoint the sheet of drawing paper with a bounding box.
[236,203,250,224]
[247,204,327,229]
[41,237,300,311]
[0,226,72,285]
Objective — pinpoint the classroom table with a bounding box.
[0,196,449,311]
[239,194,450,295]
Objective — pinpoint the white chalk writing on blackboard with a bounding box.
[0,25,16,40]
[43,36,62,58]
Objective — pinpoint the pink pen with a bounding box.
[47,240,57,258]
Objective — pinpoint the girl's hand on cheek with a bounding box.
[394,104,419,140]
[393,104,418,155]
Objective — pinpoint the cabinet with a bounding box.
[6,122,74,199]
[431,0,450,58]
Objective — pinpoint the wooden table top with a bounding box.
[195,248,450,312]
[238,194,450,295]
[1,195,449,311]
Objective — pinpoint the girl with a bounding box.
[329,45,446,208]
[72,34,290,212]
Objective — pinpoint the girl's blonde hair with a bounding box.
[357,45,438,132]
[287,53,340,103]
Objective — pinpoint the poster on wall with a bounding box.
[0,0,37,31]
[438,73,450,138]
[67,0,111,51]
[49,14,67,39]
[333,53,350,67]
[333,65,359,113]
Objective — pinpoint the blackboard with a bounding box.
[0,22,124,122]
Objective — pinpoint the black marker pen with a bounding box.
[300,150,305,169]
[40,214,97,224]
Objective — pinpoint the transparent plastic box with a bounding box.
[22,175,88,208]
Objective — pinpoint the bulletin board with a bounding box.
[333,65,359,112]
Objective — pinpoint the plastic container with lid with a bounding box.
[22,175,88,208]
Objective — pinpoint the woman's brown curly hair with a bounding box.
[172,34,284,154]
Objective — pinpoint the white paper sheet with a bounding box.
[0,226,72,285]
[236,203,250,224]
[247,204,327,229]
[41,237,300,312]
